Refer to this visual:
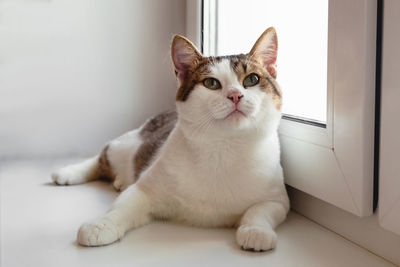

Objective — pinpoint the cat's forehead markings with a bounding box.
[209,58,241,87]
[209,58,232,75]
[176,54,261,101]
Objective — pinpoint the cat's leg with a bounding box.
[77,184,152,246]
[51,156,101,185]
[52,129,142,189]
[106,130,142,191]
[236,200,289,252]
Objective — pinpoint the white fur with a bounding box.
[52,130,142,191]
[54,58,289,251]
[78,185,151,246]
[52,157,99,185]
[107,129,142,191]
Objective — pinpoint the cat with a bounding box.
[51,27,290,252]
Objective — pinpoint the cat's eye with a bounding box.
[203,78,221,90]
[243,73,260,88]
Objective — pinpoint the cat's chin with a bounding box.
[219,110,253,129]
[225,110,246,119]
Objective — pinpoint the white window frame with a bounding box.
[379,0,400,235]
[186,0,376,216]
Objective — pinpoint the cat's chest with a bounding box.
[178,159,271,199]
[152,133,281,226]
[184,139,277,181]
[172,151,274,221]
[172,170,271,227]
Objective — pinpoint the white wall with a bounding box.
[0,0,186,158]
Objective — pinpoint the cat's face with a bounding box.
[171,28,282,139]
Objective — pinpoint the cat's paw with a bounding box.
[236,225,277,252]
[51,168,76,185]
[112,175,132,191]
[77,217,122,247]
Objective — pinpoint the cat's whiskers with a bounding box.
[200,113,214,139]
[188,111,214,139]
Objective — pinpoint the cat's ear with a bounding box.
[250,27,278,78]
[171,35,202,82]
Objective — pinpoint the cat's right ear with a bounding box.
[250,27,278,78]
[171,35,202,82]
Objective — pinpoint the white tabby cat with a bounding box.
[52,27,289,252]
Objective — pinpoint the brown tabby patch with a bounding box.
[175,56,212,101]
[176,54,282,110]
[133,110,177,181]
[98,144,115,179]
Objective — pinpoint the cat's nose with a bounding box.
[227,91,243,104]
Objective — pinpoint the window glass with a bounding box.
[216,0,329,123]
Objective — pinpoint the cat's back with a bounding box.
[106,110,177,185]
[133,110,177,178]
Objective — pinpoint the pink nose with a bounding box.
[227,91,243,104]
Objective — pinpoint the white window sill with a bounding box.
[0,159,394,267]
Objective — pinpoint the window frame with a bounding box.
[187,0,376,217]
[379,0,400,235]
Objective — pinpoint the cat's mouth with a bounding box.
[225,108,246,119]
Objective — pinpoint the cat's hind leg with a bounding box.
[51,129,142,188]
[106,130,141,191]
[51,156,102,185]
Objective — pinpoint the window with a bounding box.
[189,0,377,217]
[379,0,400,235]
[210,0,328,124]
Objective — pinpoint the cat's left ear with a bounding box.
[250,27,278,78]
[171,35,203,82]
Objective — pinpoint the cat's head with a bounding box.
[171,27,282,140]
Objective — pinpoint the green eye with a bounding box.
[243,73,260,88]
[203,78,221,90]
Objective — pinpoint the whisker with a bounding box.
[188,111,213,139]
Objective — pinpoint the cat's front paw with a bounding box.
[236,225,277,252]
[78,217,122,247]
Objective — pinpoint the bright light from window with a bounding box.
[215,0,328,123]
